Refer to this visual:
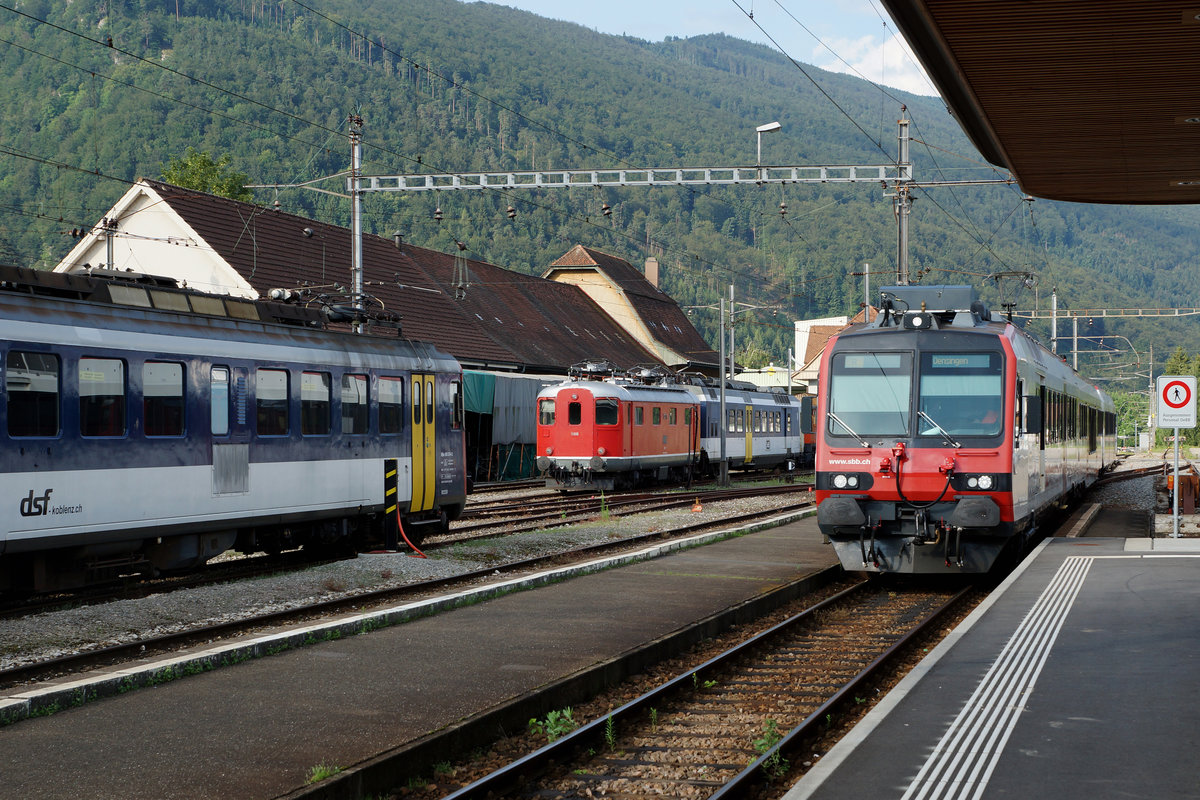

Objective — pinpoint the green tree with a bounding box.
[161,148,252,202]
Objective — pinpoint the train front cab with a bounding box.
[536,384,625,490]
[816,331,1023,574]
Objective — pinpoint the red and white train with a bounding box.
[816,285,1116,574]
[535,364,813,491]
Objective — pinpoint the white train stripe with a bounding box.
[902,556,1092,800]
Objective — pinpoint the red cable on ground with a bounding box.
[396,507,428,558]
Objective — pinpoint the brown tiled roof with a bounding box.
[549,245,719,367]
[143,181,656,371]
[803,325,843,365]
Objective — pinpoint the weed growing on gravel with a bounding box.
[754,718,790,782]
[649,707,659,733]
[528,707,578,742]
[604,713,616,751]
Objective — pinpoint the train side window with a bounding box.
[301,371,331,436]
[341,374,368,434]
[425,379,434,425]
[538,398,556,425]
[144,361,184,437]
[255,368,289,436]
[668,407,677,425]
[596,398,618,425]
[652,407,661,425]
[635,406,644,425]
[410,379,422,427]
[379,376,404,434]
[568,401,582,425]
[211,367,230,436]
[684,408,692,426]
[79,357,126,437]
[6,351,60,437]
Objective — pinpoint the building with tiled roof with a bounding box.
[544,245,720,371]
[792,308,876,394]
[52,180,732,481]
[52,180,671,374]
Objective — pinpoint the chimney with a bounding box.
[644,257,659,288]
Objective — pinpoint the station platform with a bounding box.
[786,534,1200,800]
[0,511,832,800]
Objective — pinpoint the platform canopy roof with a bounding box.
[881,1,1200,204]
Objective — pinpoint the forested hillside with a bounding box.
[1,0,1198,385]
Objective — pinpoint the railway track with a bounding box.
[440,484,813,543]
[429,581,972,800]
[0,494,813,691]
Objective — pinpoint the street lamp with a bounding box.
[756,121,782,180]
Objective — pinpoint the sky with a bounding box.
[491,0,936,96]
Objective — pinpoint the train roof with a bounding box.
[0,265,459,368]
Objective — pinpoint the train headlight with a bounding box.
[845,475,859,488]
[833,474,848,489]
[966,475,994,490]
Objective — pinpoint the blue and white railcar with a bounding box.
[0,268,466,592]
[689,382,807,474]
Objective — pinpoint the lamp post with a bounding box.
[756,121,781,181]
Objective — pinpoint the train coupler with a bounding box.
[858,517,883,568]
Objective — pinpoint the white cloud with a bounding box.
[813,34,937,96]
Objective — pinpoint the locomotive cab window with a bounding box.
[538,398,555,425]
[918,352,1003,438]
[827,352,911,437]
[144,361,184,437]
[79,357,126,437]
[6,351,60,437]
[596,398,618,425]
[341,374,368,435]
[568,401,582,425]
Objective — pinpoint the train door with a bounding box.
[744,404,753,464]
[410,374,437,512]
[211,365,251,495]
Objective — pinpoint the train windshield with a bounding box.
[827,352,912,437]
[918,352,1003,437]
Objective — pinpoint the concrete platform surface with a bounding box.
[786,535,1200,800]
[0,513,832,800]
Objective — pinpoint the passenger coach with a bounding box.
[1,266,466,593]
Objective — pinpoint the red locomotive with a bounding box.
[536,364,809,490]
[815,285,1116,574]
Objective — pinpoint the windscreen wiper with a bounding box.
[918,410,961,448]
[828,412,871,448]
